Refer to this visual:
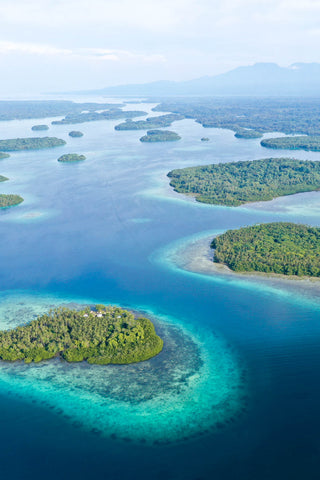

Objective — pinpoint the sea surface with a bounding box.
[1,98,320,479]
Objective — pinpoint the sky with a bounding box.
[1,0,320,94]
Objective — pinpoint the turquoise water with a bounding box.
[1,100,320,479]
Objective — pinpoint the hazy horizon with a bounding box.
[1,0,320,95]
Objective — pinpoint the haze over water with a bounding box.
[1,100,320,479]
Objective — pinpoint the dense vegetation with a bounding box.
[58,154,86,162]
[167,158,320,206]
[152,97,320,136]
[140,130,181,142]
[0,194,24,208]
[69,131,84,137]
[0,101,123,121]
[52,109,146,125]
[31,125,49,131]
[0,175,8,182]
[261,136,320,151]
[115,113,183,130]
[234,128,263,139]
[0,305,163,364]
[211,223,320,277]
[0,153,9,159]
[0,137,66,151]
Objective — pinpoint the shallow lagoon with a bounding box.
[1,99,320,479]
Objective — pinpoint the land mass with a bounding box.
[52,109,147,125]
[211,222,320,277]
[58,154,86,162]
[140,130,181,142]
[0,137,66,151]
[0,194,24,208]
[261,136,320,151]
[0,153,10,159]
[31,125,49,131]
[115,113,183,131]
[234,128,263,139]
[69,131,84,137]
[167,158,320,206]
[0,305,163,364]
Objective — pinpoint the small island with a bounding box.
[0,175,8,182]
[234,129,263,139]
[0,305,163,364]
[140,130,181,143]
[31,125,49,131]
[0,153,10,159]
[261,136,320,151]
[211,222,320,277]
[69,131,84,137]
[58,153,86,162]
[115,114,184,131]
[201,137,210,142]
[0,194,24,208]
[52,109,147,125]
[0,137,66,151]
[167,158,320,206]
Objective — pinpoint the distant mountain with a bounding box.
[81,63,320,96]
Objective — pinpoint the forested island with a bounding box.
[0,137,66,151]
[167,158,320,206]
[115,113,183,131]
[0,175,8,182]
[211,223,320,277]
[0,194,24,208]
[234,129,263,139]
[152,98,320,136]
[0,305,163,364]
[31,125,49,131]
[261,136,320,151]
[58,154,86,162]
[0,153,10,159]
[69,131,84,137]
[140,130,181,142]
[52,109,147,125]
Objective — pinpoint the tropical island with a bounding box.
[211,222,320,277]
[0,194,24,208]
[0,305,163,364]
[115,113,184,131]
[52,109,147,125]
[167,158,320,206]
[0,137,66,151]
[69,131,84,137]
[140,130,181,142]
[0,153,10,159]
[261,136,320,151]
[234,128,263,139]
[57,154,86,162]
[31,125,49,131]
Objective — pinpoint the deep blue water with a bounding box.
[1,100,320,479]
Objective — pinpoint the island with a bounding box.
[211,222,320,277]
[167,158,320,206]
[201,137,210,142]
[69,131,84,137]
[52,109,147,125]
[0,175,8,182]
[58,154,86,162]
[140,130,181,142]
[0,137,66,151]
[0,305,164,364]
[31,125,49,131]
[234,128,263,139]
[0,153,10,159]
[261,136,320,152]
[0,194,24,208]
[115,114,184,131]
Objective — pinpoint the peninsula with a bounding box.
[261,136,320,151]
[211,222,320,277]
[0,194,24,208]
[167,158,320,206]
[0,137,66,151]
[0,305,163,364]
[58,154,86,162]
[0,153,10,159]
[140,130,181,142]
[234,129,263,139]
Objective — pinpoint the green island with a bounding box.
[234,128,263,139]
[52,109,147,125]
[0,305,163,364]
[0,137,66,151]
[140,130,181,142]
[0,175,8,182]
[211,222,320,277]
[167,158,320,206]
[0,153,10,159]
[69,131,84,137]
[261,136,320,151]
[115,113,183,131]
[31,125,49,131]
[58,154,86,162]
[0,194,24,208]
